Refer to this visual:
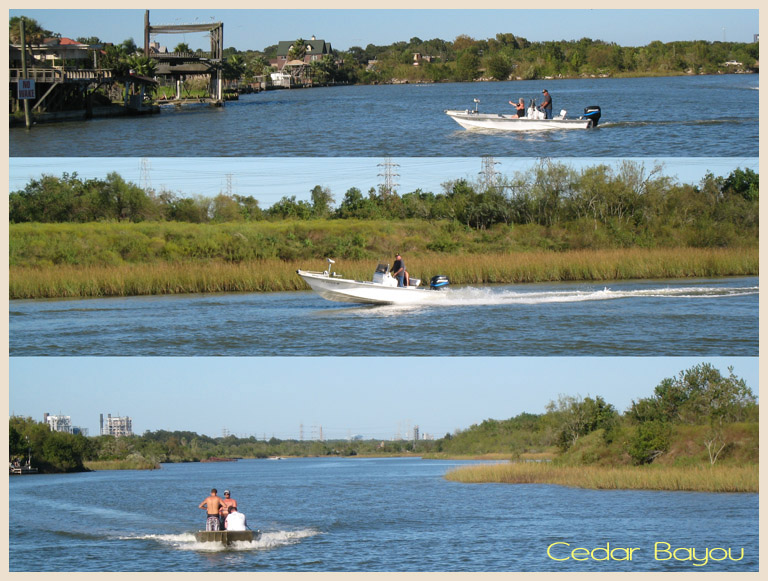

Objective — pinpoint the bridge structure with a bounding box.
[143,10,225,104]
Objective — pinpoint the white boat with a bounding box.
[296,259,449,306]
[445,100,601,131]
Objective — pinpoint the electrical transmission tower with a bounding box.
[377,157,400,196]
[479,156,500,190]
[139,158,152,192]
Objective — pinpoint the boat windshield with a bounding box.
[375,263,390,274]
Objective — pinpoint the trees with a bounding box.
[9,16,53,44]
[629,363,756,426]
[545,395,617,451]
[628,363,756,465]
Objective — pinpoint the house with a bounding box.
[271,36,333,69]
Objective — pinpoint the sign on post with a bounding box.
[18,79,36,100]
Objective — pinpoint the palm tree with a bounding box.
[9,16,52,44]
[288,38,308,62]
[126,55,158,77]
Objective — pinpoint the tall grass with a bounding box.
[9,247,758,299]
[83,459,160,471]
[445,462,758,493]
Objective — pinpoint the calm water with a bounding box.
[7,458,758,572]
[8,277,757,356]
[9,75,758,157]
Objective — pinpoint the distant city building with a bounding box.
[413,425,420,441]
[72,426,89,437]
[43,413,73,434]
[754,34,759,43]
[100,413,133,437]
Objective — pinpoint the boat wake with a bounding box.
[600,117,757,129]
[130,528,321,551]
[328,283,757,311]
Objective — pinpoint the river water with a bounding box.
[7,457,758,572]
[8,277,757,356]
[9,75,758,157]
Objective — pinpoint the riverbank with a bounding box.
[9,246,757,299]
[444,462,758,493]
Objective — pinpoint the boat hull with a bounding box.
[445,110,593,131]
[195,530,259,545]
[297,270,441,305]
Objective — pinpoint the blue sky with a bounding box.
[8,357,758,439]
[8,157,758,207]
[9,9,759,52]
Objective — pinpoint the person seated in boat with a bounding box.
[391,254,405,287]
[218,489,237,529]
[224,506,248,531]
[508,98,526,118]
[539,89,553,119]
[199,488,228,531]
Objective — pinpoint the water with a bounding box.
[8,277,757,356]
[9,75,758,157]
[8,457,758,572]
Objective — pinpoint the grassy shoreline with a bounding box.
[9,247,757,299]
[444,462,758,493]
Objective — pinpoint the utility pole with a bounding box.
[20,18,32,129]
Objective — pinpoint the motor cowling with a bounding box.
[583,105,601,127]
[430,275,450,289]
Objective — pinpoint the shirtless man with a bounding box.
[199,488,228,531]
[218,490,237,529]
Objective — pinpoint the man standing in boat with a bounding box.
[392,254,406,287]
[218,489,237,529]
[199,488,228,531]
[540,89,553,119]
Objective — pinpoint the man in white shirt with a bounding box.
[224,506,248,531]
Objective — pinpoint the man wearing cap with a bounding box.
[219,489,238,529]
[540,89,553,119]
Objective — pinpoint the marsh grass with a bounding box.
[445,462,758,493]
[10,247,758,299]
[83,459,160,471]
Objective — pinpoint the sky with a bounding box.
[8,157,758,207]
[9,9,759,52]
[8,357,758,440]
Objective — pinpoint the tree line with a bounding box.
[8,163,759,251]
[10,16,759,86]
[9,364,757,473]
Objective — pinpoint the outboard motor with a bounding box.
[429,275,450,290]
[583,105,601,127]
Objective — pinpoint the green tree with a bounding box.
[546,394,617,451]
[288,38,308,61]
[9,16,53,44]
[310,185,335,218]
[455,49,480,81]
[485,53,512,80]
